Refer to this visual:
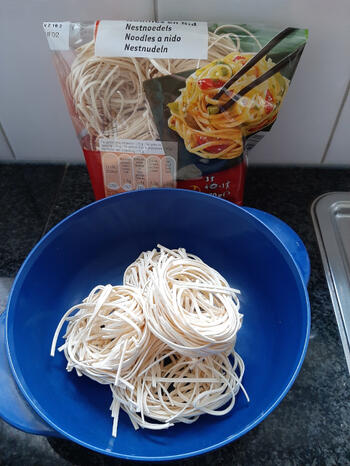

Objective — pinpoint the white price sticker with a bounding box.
[95,20,208,59]
[43,22,70,51]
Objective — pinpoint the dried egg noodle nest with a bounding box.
[67,25,262,142]
[111,338,248,433]
[51,285,150,387]
[123,245,203,290]
[51,245,247,437]
[143,246,242,356]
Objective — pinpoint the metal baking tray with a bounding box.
[312,192,350,373]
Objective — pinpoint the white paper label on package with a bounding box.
[95,20,208,59]
[43,22,70,51]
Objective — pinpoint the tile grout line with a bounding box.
[321,80,350,164]
[0,122,16,160]
[40,163,69,237]
[153,0,159,21]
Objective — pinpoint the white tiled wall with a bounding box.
[0,124,14,161]
[0,0,349,164]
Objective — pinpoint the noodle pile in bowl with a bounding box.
[51,245,248,437]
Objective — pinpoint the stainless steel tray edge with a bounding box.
[311,192,350,374]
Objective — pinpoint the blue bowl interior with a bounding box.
[6,189,309,461]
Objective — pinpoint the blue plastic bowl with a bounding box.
[1,189,310,461]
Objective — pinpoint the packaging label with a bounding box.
[43,22,70,51]
[100,139,177,196]
[95,20,208,59]
[98,138,177,156]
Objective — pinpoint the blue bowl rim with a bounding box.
[5,188,311,461]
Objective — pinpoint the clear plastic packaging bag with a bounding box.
[43,20,307,203]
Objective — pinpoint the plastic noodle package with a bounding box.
[43,20,307,204]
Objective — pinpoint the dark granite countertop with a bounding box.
[1,163,350,466]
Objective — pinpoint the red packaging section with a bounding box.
[83,148,247,204]
[177,161,247,205]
